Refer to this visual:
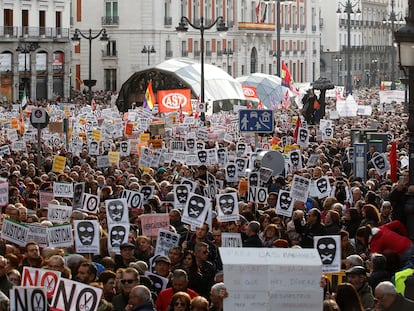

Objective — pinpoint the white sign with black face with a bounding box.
[72,182,85,210]
[275,190,294,217]
[225,163,238,183]
[216,192,239,222]
[101,140,112,154]
[80,193,99,214]
[119,140,131,157]
[185,138,196,152]
[181,178,196,193]
[235,158,248,177]
[314,235,341,273]
[155,228,180,256]
[108,223,130,254]
[259,167,273,185]
[140,185,154,203]
[73,220,100,254]
[322,127,334,140]
[236,142,247,157]
[182,193,210,228]
[88,140,100,156]
[207,172,217,200]
[120,189,143,209]
[174,184,190,210]
[371,153,390,175]
[297,127,310,147]
[197,149,208,164]
[207,148,218,164]
[196,141,205,150]
[248,171,260,188]
[288,149,303,171]
[314,176,332,199]
[290,175,311,202]
[217,147,228,167]
[105,198,129,225]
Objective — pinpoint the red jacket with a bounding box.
[155,287,199,311]
[370,220,412,255]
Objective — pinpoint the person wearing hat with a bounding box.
[345,266,375,310]
[154,255,172,280]
[115,243,137,271]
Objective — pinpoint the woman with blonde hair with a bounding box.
[168,292,191,311]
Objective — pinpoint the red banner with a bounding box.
[242,86,258,99]
[157,89,192,113]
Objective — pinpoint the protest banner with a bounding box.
[140,214,170,237]
[221,233,243,248]
[290,175,311,203]
[26,223,48,248]
[220,247,323,311]
[53,182,74,198]
[47,204,72,224]
[21,266,61,299]
[275,190,294,218]
[47,224,74,248]
[1,218,28,246]
[10,286,48,311]
[154,229,180,256]
[73,182,85,210]
[51,278,102,311]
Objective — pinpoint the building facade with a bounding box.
[0,0,71,102]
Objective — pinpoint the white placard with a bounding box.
[53,182,74,198]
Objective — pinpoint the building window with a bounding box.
[105,0,118,24]
[22,10,28,36]
[105,41,117,57]
[104,69,117,91]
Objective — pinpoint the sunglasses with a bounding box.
[120,279,136,284]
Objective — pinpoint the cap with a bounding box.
[157,167,167,174]
[345,266,366,276]
[120,242,136,250]
[154,255,171,265]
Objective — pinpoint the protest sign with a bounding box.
[181,193,210,228]
[10,286,48,311]
[47,204,72,224]
[73,182,85,210]
[21,267,61,299]
[1,218,28,246]
[290,175,311,202]
[0,181,8,207]
[154,229,180,256]
[314,235,341,273]
[52,155,66,174]
[140,214,170,237]
[275,190,294,217]
[39,191,54,208]
[221,233,243,248]
[220,247,323,311]
[47,223,74,248]
[26,223,48,248]
[105,198,129,225]
[108,223,130,254]
[53,182,74,198]
[120,189,143,209]
[80,193,99,214]
[216,192,239,222]
[51,278,103,311]
[73,220,100,253]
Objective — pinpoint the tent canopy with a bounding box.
[236,73,291,109]
[116,58,246,112]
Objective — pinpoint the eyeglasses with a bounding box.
[175,302,186,307]
[120,279,137,284]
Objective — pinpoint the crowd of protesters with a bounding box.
[0,86,413,311]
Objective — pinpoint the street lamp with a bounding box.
[16,42,39,99]
[176,16,228,123]
[383,0,405,90]
[337,0,361,95]
[141,45,156,66]
[335,55,342,85]
[71,28,109,104]
[395,0,414,239]
[223,47,233,75]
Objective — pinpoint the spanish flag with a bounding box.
[143,80,156,110]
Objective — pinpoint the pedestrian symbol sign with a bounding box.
[239,109,274,133]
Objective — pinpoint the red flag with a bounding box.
[381,82,385,90]
[293,116,302,143]
[281,61,291,88]
[281,90,290,110]
[247,102,252,109]
[256,0,261,22]
[390,141,398,182]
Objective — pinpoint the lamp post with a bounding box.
[141,46,156,66]
[383,0,404,90]
[176,16,228,123]
[16,42,39,99]
[223,47,233,75]
[71,28,109,104]
[335,55,342,85]
[394,0,414,239]
[337,0,361,95]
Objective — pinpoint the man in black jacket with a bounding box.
[294,208,327,248]
[243,221,263,247]
[126,285,156,311]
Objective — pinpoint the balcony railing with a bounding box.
[182,50,188,57]
[166,50,173,57]
[312,25,317,31]
[292,24,298,31]
[217,50,223,56]
[101,16,119,25]
[5,26,71,39]
[0,26,18,38]
[300,25,305,31]
[102,50,117,57]
[164,16,172,26]
[206,50,212,57]
[285,50,290,55]
[284,24,290,31]
[293,50,297,55]
[194,50,200,57]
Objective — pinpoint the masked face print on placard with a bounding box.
[289,150,302,169]
[316,177,328,193]
[187,195,206,219]
[89,141,99,156]
[317,237,337,265]
[298,128,309,146]
[374,154,386,170]
[226,164,238,183]
[110,225,126,247]
[219,194,235,215]
[77,221,95,245]
[196,141,205,150]
[248,171,259,187]
[186,138,195,151]
[140,185,154,203]
[119,141,130,157]
[106,199,125,223]
[235,158,247,176]
[279,192,292,210]
[181,178,196,193]
[275,190,294,217]
[197,150,208,164]
[217,148,227,166]
[236,143,247,157]
[175,184,189,207]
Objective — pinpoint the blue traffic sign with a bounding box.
[239,109,274,133]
